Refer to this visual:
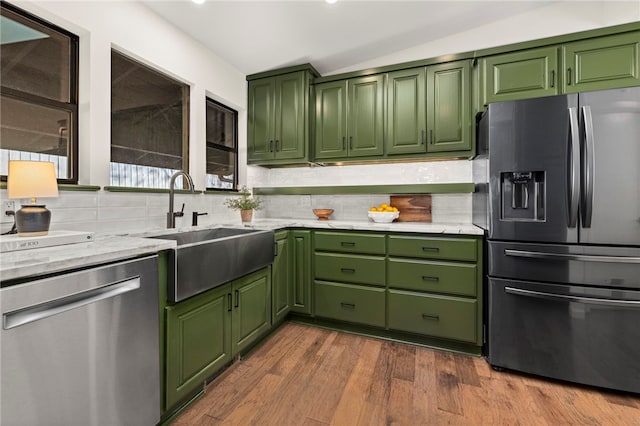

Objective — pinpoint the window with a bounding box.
[110,50,189,188]
[0,2,79,183]
[206,98,237,190]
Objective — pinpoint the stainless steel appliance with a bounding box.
[474,86,640,394]
[1,255,161,425]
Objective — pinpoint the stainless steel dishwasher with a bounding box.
[1,255,160,426]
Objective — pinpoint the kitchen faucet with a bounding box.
[167,170,195,228]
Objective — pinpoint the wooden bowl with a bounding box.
[313,209,334,220]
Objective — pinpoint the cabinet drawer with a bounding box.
[387,258,477,297]
[314,231,386,255]
[315,281,385,327]
[388,290,477,343]
[314,252,385,286]
[388,235,477,262]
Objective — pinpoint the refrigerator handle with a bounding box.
[581,105,595,228]
[505,287,640,308]
[567,107,580,228]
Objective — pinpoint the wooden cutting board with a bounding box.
[390,195,432,222]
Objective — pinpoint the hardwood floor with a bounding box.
[172,322,640,425]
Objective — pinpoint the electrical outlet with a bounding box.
[1,201,16,224]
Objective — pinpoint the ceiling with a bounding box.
[142,0,564,76]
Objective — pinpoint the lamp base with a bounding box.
[15,204,52,237]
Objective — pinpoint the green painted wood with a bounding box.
[563,31,640,93]
[248,78,276,162]
[246,63,320,81]
[252,183,475,196]
[387,235,477,262]
[387,258,477,297]
[314,252,386,286]
[314,231,386,255]
[427,60,472,152]
[314,280,386,327]
[290,230,312,314]
[387,289,477,343]
[103,186,201,194]
[231,268,272,356]
[275,72,307,160]
[348,74,384,157]
[272,231,291,324]
[314,80,348,159]
[165,283,232,410]
[386,67,427,155]
[481,46,559,105]
[0,183,100,191]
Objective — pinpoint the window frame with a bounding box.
[205,96,238,192]
[0,1,79,184]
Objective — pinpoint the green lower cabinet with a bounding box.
[387,235,477,262]
[387,258,477,297]
[272,232,290,324]
[290,230,312,315]
[314,252,386,286]
[315,281,385,327]
[232,269,272,356]
[165,284,232,410]
[387,289,477,343]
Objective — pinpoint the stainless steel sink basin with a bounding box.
[151,227,275,302]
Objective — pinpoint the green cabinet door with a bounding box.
[248,78,276,161]
[231,268,272,356]
[563,31,640,93]
[427,60,471,152]
[348,75,384,157]
[290,230,312,315]
[165,284,232,410]
[275,72,307,159]
[481,46,559,105]
[315,281,386,327]
[314,80,348,159]
[386,67,427,155]
[272,231,290,324]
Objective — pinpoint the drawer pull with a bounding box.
[340,302,356,309]
[422,275,440,282]
[340,241,356,247]
[341,268,356,273]
[422,246,440,252]
[422,313,440,321]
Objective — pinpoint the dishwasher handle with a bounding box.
[3,276,141,330]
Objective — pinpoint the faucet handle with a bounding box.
[175,203,185,218]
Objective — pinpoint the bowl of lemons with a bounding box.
[368,203,400,223]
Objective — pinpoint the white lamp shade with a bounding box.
[7,160,59,200]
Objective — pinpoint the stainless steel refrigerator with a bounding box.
[474,86,640,394]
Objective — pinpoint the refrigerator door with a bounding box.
[486,94,579,243]
[488,277,640,394]
[579,87,640,245]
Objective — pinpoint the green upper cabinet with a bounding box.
[481,46,559,105]
[315,75,384,160]
[562,31,640,94]
[248,66,317,165]
[427,60,471,152]
[386,68,427,155]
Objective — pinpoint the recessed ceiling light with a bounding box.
[326,0,338,4]
[192,0,205,4]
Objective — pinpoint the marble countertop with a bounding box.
[1,219,483,282]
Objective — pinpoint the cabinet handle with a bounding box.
[421,130,425,145]
[275,140,280,152]
[567,68,572,85]
[269,140,274,152]
[429,129,434,144]
[421,275,440,282]
[342,136,346,150]
[422,246,440,252]
[227,293,232,312]
[349,136,353,150]
[341,302,356,309]
[341,268,356,273]
[550,70,555,88]
[422,313,440,321]
[234,289,239,308]
[340,241,355,247]
[274,241,278,256]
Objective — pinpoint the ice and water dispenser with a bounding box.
[500,171,545,221]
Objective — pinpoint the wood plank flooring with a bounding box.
[172,322,640,425]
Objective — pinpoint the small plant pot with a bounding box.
[240,209,253,223]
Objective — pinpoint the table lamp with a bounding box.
[7,160,59,236]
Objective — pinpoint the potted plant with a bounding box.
[224,186,263,222]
